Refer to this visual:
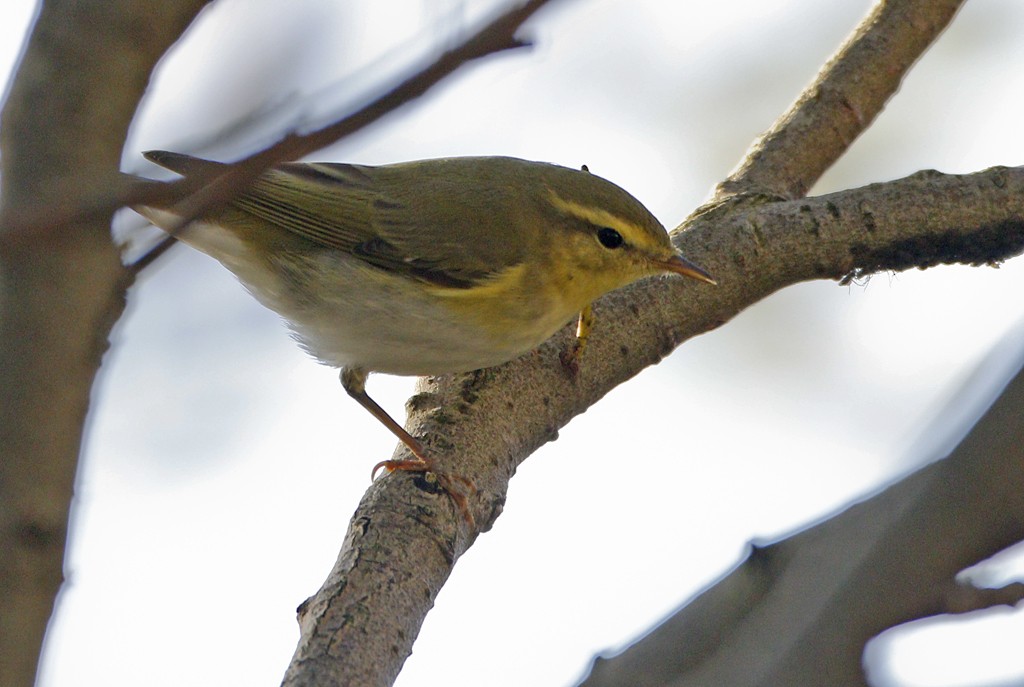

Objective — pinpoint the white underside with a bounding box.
[139,208,566,376]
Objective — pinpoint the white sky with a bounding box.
[4,1,1024,686]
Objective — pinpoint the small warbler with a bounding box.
[133,152,715,483]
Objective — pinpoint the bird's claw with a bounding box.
[372,457,477,529]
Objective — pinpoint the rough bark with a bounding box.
[285,3,1024,687]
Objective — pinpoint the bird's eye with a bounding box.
[597,227,624,249]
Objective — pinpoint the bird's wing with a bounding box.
[144,152,526,289]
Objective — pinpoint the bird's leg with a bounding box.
[560,303,594,375]
[340,367,475,525]
[341,366,433,474]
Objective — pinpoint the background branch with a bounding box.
[0,0,556,250]
[0,3,211,686]
[578,336,1024,687]
[128,0,556,272]
[943,582,1024,616]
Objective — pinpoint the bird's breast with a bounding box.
[254,252,580,376]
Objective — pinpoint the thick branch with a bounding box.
[718,0,965,201]
[425,166,1024,514]
[578,338,1024,687]
[0,3,211,686]
[286,1,1009,682]
[286,163,1024,685]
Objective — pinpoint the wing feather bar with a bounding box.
[232,165,381,253]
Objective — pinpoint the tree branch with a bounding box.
[0,0,558,254]
[135,0,556,273]
[3,1,1014,686]
[285,1,1023,684]
[577,337,1024,687]
[0,3,211,686]
[943,581,1024,616]
[717,0,965,201]
[0,2,562,685]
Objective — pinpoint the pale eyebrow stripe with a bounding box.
[546,189,639,235]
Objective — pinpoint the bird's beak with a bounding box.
[654,253,717,285]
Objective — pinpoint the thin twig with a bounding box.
[1,0,558,259]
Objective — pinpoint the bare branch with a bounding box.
[284,163,1024,687]
[245,0,552,165]
[0,3,211,686]
[0,0,558,256]
[130,0,555,272]
[280,0,1021,681]
[717,0,965,201]
[578,340,1024,687]
[942,581,1024,616]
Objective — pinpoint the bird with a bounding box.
[131,151,715,502]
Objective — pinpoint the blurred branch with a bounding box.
[717,0,965,201]
[0,3,211,687]
[132,0,554,274]
[0,0,557,260]
[230,0,549,162]
[943,581,1024,615]
[577,338,1024,687]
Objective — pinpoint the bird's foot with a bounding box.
[372,456,477,529]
